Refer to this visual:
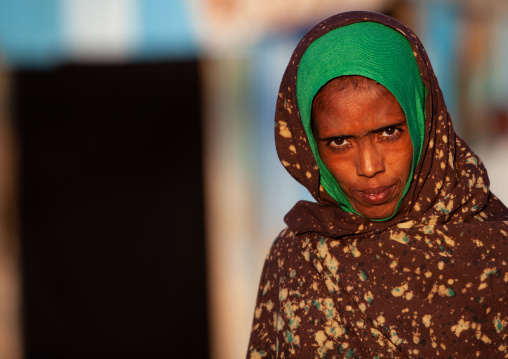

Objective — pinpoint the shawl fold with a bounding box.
[247,11,508,359]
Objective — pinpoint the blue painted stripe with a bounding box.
[0,0,63,68]
[134,0,198,60]
[423,1,459,126]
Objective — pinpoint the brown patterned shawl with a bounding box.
[247,11,508,359]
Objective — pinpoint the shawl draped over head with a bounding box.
[247,11,508,359]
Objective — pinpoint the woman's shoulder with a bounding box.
[262,228,317,276]
[269,227,310,254]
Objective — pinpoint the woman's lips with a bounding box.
[354,185,395,205]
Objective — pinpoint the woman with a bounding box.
[247,11,508,358]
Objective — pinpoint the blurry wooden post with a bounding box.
[0,59,21,359]
[457,3,490,143]
[201,57,260,359]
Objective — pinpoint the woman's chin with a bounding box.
[353,202,398,220]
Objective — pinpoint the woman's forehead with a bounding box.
[313,84,405,134]
[314,76,393,103]
[312,77,399,119]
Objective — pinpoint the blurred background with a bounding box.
[0,0,507,358]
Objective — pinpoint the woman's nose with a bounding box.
[356,143,385,177]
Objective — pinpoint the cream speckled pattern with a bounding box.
[247,11,508,359]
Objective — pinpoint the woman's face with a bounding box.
[313,80,413,219]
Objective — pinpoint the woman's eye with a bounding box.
[382,127,399,137]
[329,138,348,148]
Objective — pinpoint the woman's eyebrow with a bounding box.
[318,133,353,141]
[370,119,407,134]
[318,119,407,141]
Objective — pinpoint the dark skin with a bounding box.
[313,78,413,219]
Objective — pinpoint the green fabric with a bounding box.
[296,21,426,220]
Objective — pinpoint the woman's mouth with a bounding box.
[354,185,395,205]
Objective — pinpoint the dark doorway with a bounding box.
[14,62,209,359]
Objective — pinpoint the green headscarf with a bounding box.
[296,21,426,220]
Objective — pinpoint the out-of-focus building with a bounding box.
[0,1,507,359]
